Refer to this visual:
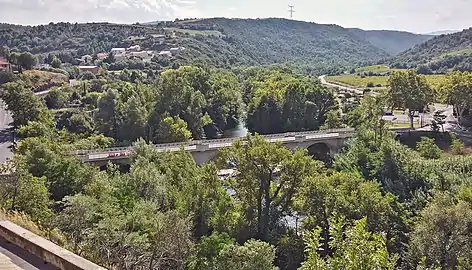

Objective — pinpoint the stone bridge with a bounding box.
[73,128,360,165]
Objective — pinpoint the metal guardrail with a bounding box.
[73,128,356,157]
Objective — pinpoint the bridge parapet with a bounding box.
[74,128,357,163]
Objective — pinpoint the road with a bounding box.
[0,100,13,164]
[319,75,364,95]
[0,236,57,269]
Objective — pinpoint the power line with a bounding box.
[288,5,295,19]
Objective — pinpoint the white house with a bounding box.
[111,48,126,55]
[159,50,172,57]
[127,45,141,52]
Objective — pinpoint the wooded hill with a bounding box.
[171,18,430,73]
[391,27,472,73]
[1,18,431,74]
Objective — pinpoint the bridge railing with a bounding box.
[72,128,357,156]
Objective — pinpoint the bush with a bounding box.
[416,137,442,159]
[366,82,374,87]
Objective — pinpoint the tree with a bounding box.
[320,110,343,130]
[1,82,52,126]
[416,137,442,159]
[246,71,337,134]
[155,114,191,143]
[51,57,62,68]
[387,70,433,129]
[0,165,52,222]
[407,193,472,269]
[17,52,37,70]
[296,172,408,257]
[218,135,319,241]
[44,88,70,109]
[300,217,397,270]
[440,71,472,125]
[217,240,277,270]
[95,89,119,138]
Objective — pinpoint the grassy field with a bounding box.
[355,65,401,73]
[327,74,447,89]
[21,70,69,88]
[164,27,223,37]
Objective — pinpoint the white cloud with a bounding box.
[0,0,201,25]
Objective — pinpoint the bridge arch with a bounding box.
[307,142,332,165]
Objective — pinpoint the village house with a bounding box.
[0,58,11,72]
[110,48,126,56]
[96,52,109,60]
[158,50,172,57]
[79,65,100,74]
[127,45,141,52]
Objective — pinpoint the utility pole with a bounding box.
[288,5,295,19]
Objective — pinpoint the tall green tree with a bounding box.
[440,71,472,124]
[300,217,398,270]
[1,82,52,126]
[387,70,433,129]
[407,193,472,269]
[218,135,319,241]
[95,89,120,138]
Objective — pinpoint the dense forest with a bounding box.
[0,18,431,75]
[2,60,472,268]
[391,27,472,73]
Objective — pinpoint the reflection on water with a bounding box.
[222,122,248,138]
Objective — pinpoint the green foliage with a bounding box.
[392,28,472,72]
[1,82,52,126]
[300,217,397,270]
[387,70,434,128]
[440,71,472,124]
[416,137,442,159]
[218,135,320,241]
[155,114,191,143]
[51,57,62,68]
[0,166,52,221]
[407,193,472,269]
[246,70,337,134]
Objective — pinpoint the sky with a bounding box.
[0,0,471,33]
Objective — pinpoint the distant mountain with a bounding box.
[391,27,472,72]
[170,18,429,73]
[348,28,432,55]
[425,30,459,36]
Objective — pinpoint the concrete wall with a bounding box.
[0,221,106,270]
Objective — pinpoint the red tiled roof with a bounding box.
[0,58,9,65]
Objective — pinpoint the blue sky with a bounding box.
[0,0,470,33]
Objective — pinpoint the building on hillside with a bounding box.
[0,58,11,72]
[111,48,126,55]
[80,55,93,64]
[96,52,109,60]
[170,47,185,55]
[158,50,172,57]
[79,65,100,74]
[127,45,141,52]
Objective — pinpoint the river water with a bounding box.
[222,122,248,138]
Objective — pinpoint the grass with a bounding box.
[20,70,69,88]
[355,65,400,73]
[326,74,447,89]
[164,27,223,37]
[441,47,472,57]
[387,121,421,129]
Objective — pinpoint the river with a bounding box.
[222,122,248,138]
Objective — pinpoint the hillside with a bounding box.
[391,27,472,72]
[0,18,429,74]
[348,28,432,55]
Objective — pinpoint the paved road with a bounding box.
[0,100,13,164]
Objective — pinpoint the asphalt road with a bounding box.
[0,100,14,164]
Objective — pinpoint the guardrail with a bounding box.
[0,220,105,270]
[73,128,356,157]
